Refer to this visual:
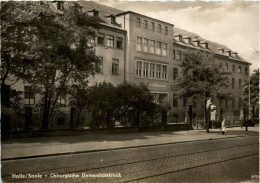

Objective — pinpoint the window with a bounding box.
[193,98,197,108]
[151,22,155,31]
[232,98,235,108]
[162,65,167,79]
[136,17,141,27]
[150,63,155,78]
[94,10,99,17]
[173,94,178,108]
[183,98,187,107]
[107,35,114,48]
[116,37,123,49]
[57,89,66,105]
[225,63,228,70]
[173,49,175,60]
[111,17,116,24]
[225,100,228,108]
[57,2,64,11]
[232,64,235,73]
[24,86,35,105]
[143,38,149,53]
[136,37,142,51]
[165,26,168,35]
[150,40,155,54]
[136,61,167,80]
[162,43,167,56]
[1,84,10,107]
[239,98,241,108]
[173,68,178,81]
[156,64,161,79]
[156,41,161,55]
[232,78,235,89]
[152,93,168,104]
[112,59,119,75]
[136,61,142,77]
[176,50,181,60]
[158,24,162,33]
[239,79,241,89]
[238,66,242,74]
[87,37,95,48]
[143,62,149,77]
[144,20,148,29]
[97,33,105,46]
[95,57,103,73]
[57,117,65,125]
[245,67,248,75]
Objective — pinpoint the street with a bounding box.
[2,135,259,183]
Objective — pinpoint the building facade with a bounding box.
[1,1,251,130]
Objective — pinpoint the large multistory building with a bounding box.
[2,1,250,129]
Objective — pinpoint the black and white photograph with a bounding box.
[0,1,259,182]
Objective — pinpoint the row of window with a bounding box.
[172,49,182,61]
[95,57,120,76]
[1,84,245,109]
[1,85,66,106]
[150,93,243,109]
[136,60,168,80]
[229,64,249,75]
[172,96,243,109]
[231,78,246,89]
[97,33,123,49]
[151,93,168,104]
[136,37,168,56]
[136,17,169,35]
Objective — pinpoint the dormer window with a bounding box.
[231,52,238,58]
[201,42,209,49]
[57,1,64,11]
[225,50,232,56]
[183,36,191,45]
[106,14,120,26]
[174,35,182,42]
[193,40,200,47]
[218,48,225,54]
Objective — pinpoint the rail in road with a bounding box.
[2,136,259,183]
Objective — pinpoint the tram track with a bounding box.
[2,141,258,183]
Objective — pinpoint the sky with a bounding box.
[100,1,259,72]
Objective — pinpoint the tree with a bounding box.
[243,69,259,121]
[78,82,158,129]
[1,2,101,129]
[173,49,232,132]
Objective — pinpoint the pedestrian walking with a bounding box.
[221,118,226,135]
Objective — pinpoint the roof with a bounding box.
[174,27,249,64]
[78,1,125,31]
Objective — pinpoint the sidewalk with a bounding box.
[1,126,259,160]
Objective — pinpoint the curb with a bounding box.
[2,134,257,161]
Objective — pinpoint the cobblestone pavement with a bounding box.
[2,136,258,183]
